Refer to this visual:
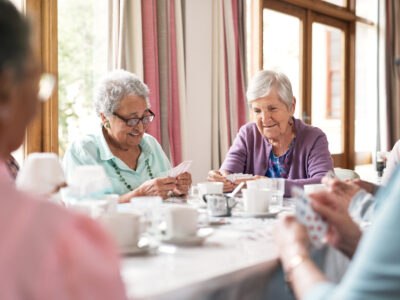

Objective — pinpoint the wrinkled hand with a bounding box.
[173,172,192,196]
[273,215,310,267]
[207,170,235,192]
[137,177,176,199]
[322,177,361,209]
[310,191,362,258]
[349,178,376,194]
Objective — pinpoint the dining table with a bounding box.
[118,197,292,300]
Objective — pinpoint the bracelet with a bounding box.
[284,254,308,283]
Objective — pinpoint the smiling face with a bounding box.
[251,88,295,141]
[104,94,151,149]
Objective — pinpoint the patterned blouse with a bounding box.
[265,138,296,178]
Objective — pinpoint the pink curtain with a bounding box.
[142,0,161,143]
[142,0,182,165]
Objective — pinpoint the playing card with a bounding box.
[292,186,327,249]
[226,173,254,183]
[168,161,192,178]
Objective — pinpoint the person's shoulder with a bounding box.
[66,133,100,157]
[295,118,326,139]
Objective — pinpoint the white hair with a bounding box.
[94,69,150,117]
[246,70,294,109]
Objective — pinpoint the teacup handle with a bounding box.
[226,197,238,213]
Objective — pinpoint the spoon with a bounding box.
[227,181,245,198]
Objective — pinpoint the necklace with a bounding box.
[110,158,154,191]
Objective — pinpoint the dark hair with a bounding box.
[0,0,30,76]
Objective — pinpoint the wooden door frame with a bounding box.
[262,0,356,168]
[24,0,58,157]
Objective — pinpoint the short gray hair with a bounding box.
[94,69,150,117]
[246,70,294,110]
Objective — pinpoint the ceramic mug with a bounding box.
[165,207,198,238]
[242,188,271,213]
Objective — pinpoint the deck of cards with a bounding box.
[292,186,327,249]
[225,173,254,183]
[168,161,192,178]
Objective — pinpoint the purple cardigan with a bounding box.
[220,118,334,196]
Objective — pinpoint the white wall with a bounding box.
[184,0,213,184]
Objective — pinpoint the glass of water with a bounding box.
[270,178,285,210]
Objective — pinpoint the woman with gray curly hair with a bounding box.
[208,70,333,196]
[63,70,191,202]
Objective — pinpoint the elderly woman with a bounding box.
[208,70,333,195]
[0,1,126,298]
[63,70,191,202]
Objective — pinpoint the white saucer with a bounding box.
[119,239,157,256]
[160,228,213,246]
[232,208,281,218]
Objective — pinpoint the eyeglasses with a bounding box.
[38,73,56,102]
[113,110,155,127]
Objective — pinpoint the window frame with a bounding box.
[259,0,361,168]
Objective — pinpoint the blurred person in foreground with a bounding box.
[63,70,191,202]
[272,167,400,299]
[208,70,333,196]
[0,1,127,299]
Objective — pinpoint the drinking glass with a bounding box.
[270,178,285,210]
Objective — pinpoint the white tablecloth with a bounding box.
[119,201,281,300]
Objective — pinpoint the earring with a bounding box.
[104,122,111,129]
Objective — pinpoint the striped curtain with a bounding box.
[385,0,400,147]
[211,0,248,169]
[108,0,247,172]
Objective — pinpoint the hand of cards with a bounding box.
[225,173,254,183]
[168,161,192,178]
[292,186,327,249]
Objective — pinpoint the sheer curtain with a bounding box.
[107,0,248,177]
[211,0,247,169]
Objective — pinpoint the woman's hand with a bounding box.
[310,191,362,258]
[349,178,376,194]
[173,172,192,196]
[207,170,235,192]
[273,215,310,267]
[322,177,361,209]
[135,177,176,200]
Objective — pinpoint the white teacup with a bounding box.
[191,182,223,199]
[100,212,141,249]
[303,184,326,195]
[16,152,66,195]
[242,188,271,213]
[68,165,112,198]
[104,194,119,213]
[166,207,198,238]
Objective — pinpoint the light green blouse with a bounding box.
[63,127,172,195]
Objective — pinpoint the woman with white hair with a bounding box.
[208,70,333,196]
[63,70,191,202]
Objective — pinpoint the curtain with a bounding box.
[385,0,400,147]
[211,0,248,169]
[107,0,143,78]
[107,0,248,176]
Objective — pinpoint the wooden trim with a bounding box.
[332,153,345,167]
[303,9,312,124]
[24,0,58,155]
[281,0,356,21]
[345,20,356,169]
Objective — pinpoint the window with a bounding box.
[58,0,108,157]
[255,0,379,168]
